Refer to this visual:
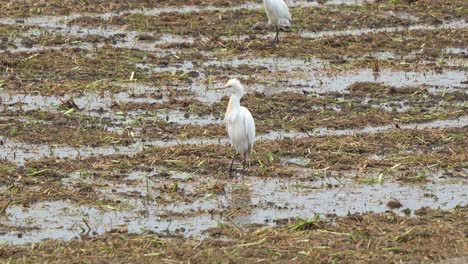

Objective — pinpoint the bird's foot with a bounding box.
[229,168,246,178]
[228,167,239,178]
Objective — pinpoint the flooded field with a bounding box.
[0,0,467,262]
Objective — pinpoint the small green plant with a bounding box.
[360,173,384,184]
[289,214,320,231]
[9,127,17,137]
[171,181,179,192]
[266,153,274,163]
[402,208,412,216]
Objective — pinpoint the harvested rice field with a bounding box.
[0,0,467,263]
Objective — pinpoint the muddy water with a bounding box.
[0,87,174,113]
[300,20,468,39]
[1,66,465,113]
[0,200,219,244]
[203,57,327,70]
[1,116,466,165]
[0,36,185,55]
[0,0,372,27]
[2,68,464,128]
[6,22,466,55]
[0,89,222,132]
[1,24,193,53]
[233,174,467,225]
[259,116,468,140]
[1,0,466,254]
[285,68,467,94]
[0,37,97,54]
[0,137,144,166]
[1,171,465,245]
[121,0,372,16]
[444,47,468,55]
[139,56,466,102]
[0,66,460,138]
[155,111,223,126]
[136,61,196,74]
[196,68,467,103]
[3,13,464,56]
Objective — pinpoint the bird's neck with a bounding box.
[226,94,241,115]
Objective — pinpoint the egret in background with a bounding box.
[263,0,291,44]
[218,79,256,175]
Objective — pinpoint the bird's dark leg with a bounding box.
[272,26,279,45]
[276,26,280,43]
[229,150,236,176]
[273,26,279,44]
[242,155,247,177]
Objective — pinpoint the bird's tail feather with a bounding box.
[279,18,291,27]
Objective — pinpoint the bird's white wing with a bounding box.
[263,0,275,23]
[277,0,292,21]
[225,108,242,144]
[264,0,291,25]
[225,107,240,124]
[241,107,256,151]
[225,111,235,139]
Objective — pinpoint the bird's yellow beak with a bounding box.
[212,85,228,90]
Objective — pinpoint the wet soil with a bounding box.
[0,207,466,263]
[0,0,255,18]
[0,0,467,262]
[18,126,466,181]
[67,5,416,36]
[0,111,124,146]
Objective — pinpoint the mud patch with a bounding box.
[0,0,467,262]
[1,206,466,262]
[1,172,465,245]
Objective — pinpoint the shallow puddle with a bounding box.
[120,0,371,16]
[0,0,371,28]
[444,47,468,56]
[235,175,467,226]
[1,171,465,245]
[180,68,467,104]
[156,111,223,126]
[0,1,466,261]
[285,68,467,94]
[0,137,146,166]
[0,200,219,244]
[203,57,327,71]
[259,116,468,140]
[0,88,175,114]
[300,20,468,39]
[4,10,461,55]
[1,115,466,165]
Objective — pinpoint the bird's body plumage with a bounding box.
[225,103,255,158]
[263,0,291,44]
[222,79,256,174]
[263,0,291,27]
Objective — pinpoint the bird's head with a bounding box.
[224,78,245,97]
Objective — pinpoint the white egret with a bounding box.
[218,79,256,175]
[263,0,292,44]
